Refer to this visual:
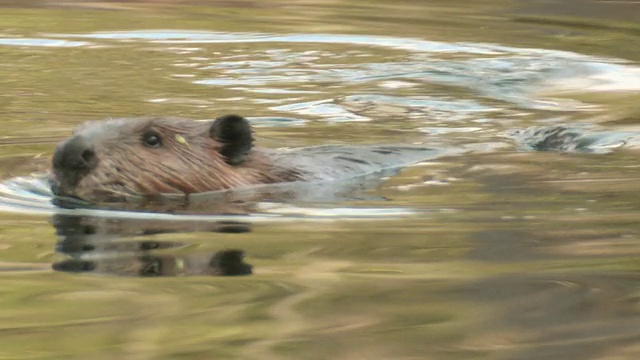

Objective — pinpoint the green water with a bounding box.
[1,1,640,359]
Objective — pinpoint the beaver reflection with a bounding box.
[53,250,251,277]
[51,214,252,277]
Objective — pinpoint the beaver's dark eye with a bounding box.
[142,132,162,148]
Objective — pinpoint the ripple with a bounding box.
[0,175,55,214]
[49,30,640,113]
[509,126,640,153]
[335,94,501,122]
[47,31,619,60]
[247,116,308,127]
[419,127,483,135]
[0,38,90,47]
[0,175,421,221]
[271,99,370,122]
[51,31,508,54]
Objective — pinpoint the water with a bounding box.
[1,0,640,358]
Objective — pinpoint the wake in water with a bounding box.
[510,125,640,153]
[0,30,638,217]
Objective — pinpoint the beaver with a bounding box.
[50,114,439,203]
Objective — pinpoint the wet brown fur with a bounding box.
[52,117,304,202]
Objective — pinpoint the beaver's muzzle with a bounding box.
[51,135,98,195]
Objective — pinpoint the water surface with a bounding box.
[1,1,640,359]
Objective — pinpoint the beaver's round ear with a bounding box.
[210,114,253,165]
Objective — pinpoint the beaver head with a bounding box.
[50,115,299,203]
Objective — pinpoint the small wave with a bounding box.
[46,30,640,113]
[0,38,90,47]
[0,174,421,221]
[509,126,640,153]
[271,99,371,122]
[0,175,55,214]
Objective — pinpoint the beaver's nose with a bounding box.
[53,136,98,172]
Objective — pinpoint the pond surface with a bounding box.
[1,0,640,358]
